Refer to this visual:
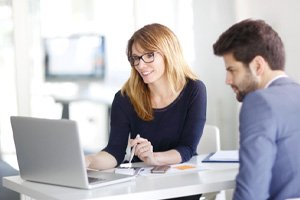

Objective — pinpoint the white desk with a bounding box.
[3,155,238,200]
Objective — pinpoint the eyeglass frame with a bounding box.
[128,52,156,67]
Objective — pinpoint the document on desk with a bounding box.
[202,150,239,163]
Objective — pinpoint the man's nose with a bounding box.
[225,74,232,85]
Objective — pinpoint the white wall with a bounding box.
[192,0,239,150]
[235,0,300,81]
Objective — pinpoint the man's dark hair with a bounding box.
[213,19,285,70]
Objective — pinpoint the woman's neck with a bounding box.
[149,81,183,109]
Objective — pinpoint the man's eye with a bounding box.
[227,68,234,72]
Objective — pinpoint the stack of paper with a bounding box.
[202,150,239,163]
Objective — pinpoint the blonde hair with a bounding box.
[121,23,198,121]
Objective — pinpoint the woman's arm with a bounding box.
[152,150,182,165]
[85,151,117,170]
[175,80,207,162]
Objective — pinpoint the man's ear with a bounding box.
[249,55,266,76]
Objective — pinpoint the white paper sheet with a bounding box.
[209,150,239,162]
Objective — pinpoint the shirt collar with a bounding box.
[264,74,288,88]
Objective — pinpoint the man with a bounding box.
[213,19,300,200]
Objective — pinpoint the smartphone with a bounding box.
[151,165,171,173]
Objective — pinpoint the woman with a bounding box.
[86,23,206,171]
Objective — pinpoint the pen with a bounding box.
[129,134,140,164]
[119,134,140,168]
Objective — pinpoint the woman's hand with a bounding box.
[85,156,92,168]
[130,136,157,165]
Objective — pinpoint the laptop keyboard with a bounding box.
[88,177,106,184]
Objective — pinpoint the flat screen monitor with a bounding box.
[44,34,106,82]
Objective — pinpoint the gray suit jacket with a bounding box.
[234,77,300,200]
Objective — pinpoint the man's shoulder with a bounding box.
[247,78,298,99]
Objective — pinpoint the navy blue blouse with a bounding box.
[103,79,207,165]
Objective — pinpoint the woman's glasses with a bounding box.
[128,52,155,67]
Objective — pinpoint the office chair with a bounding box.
[197,124,221,154]
[0,159,20,200]
[198,124,226,200]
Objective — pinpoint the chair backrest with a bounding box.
[197,124,221,154]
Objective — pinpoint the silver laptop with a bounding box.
[10,116,135,189]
